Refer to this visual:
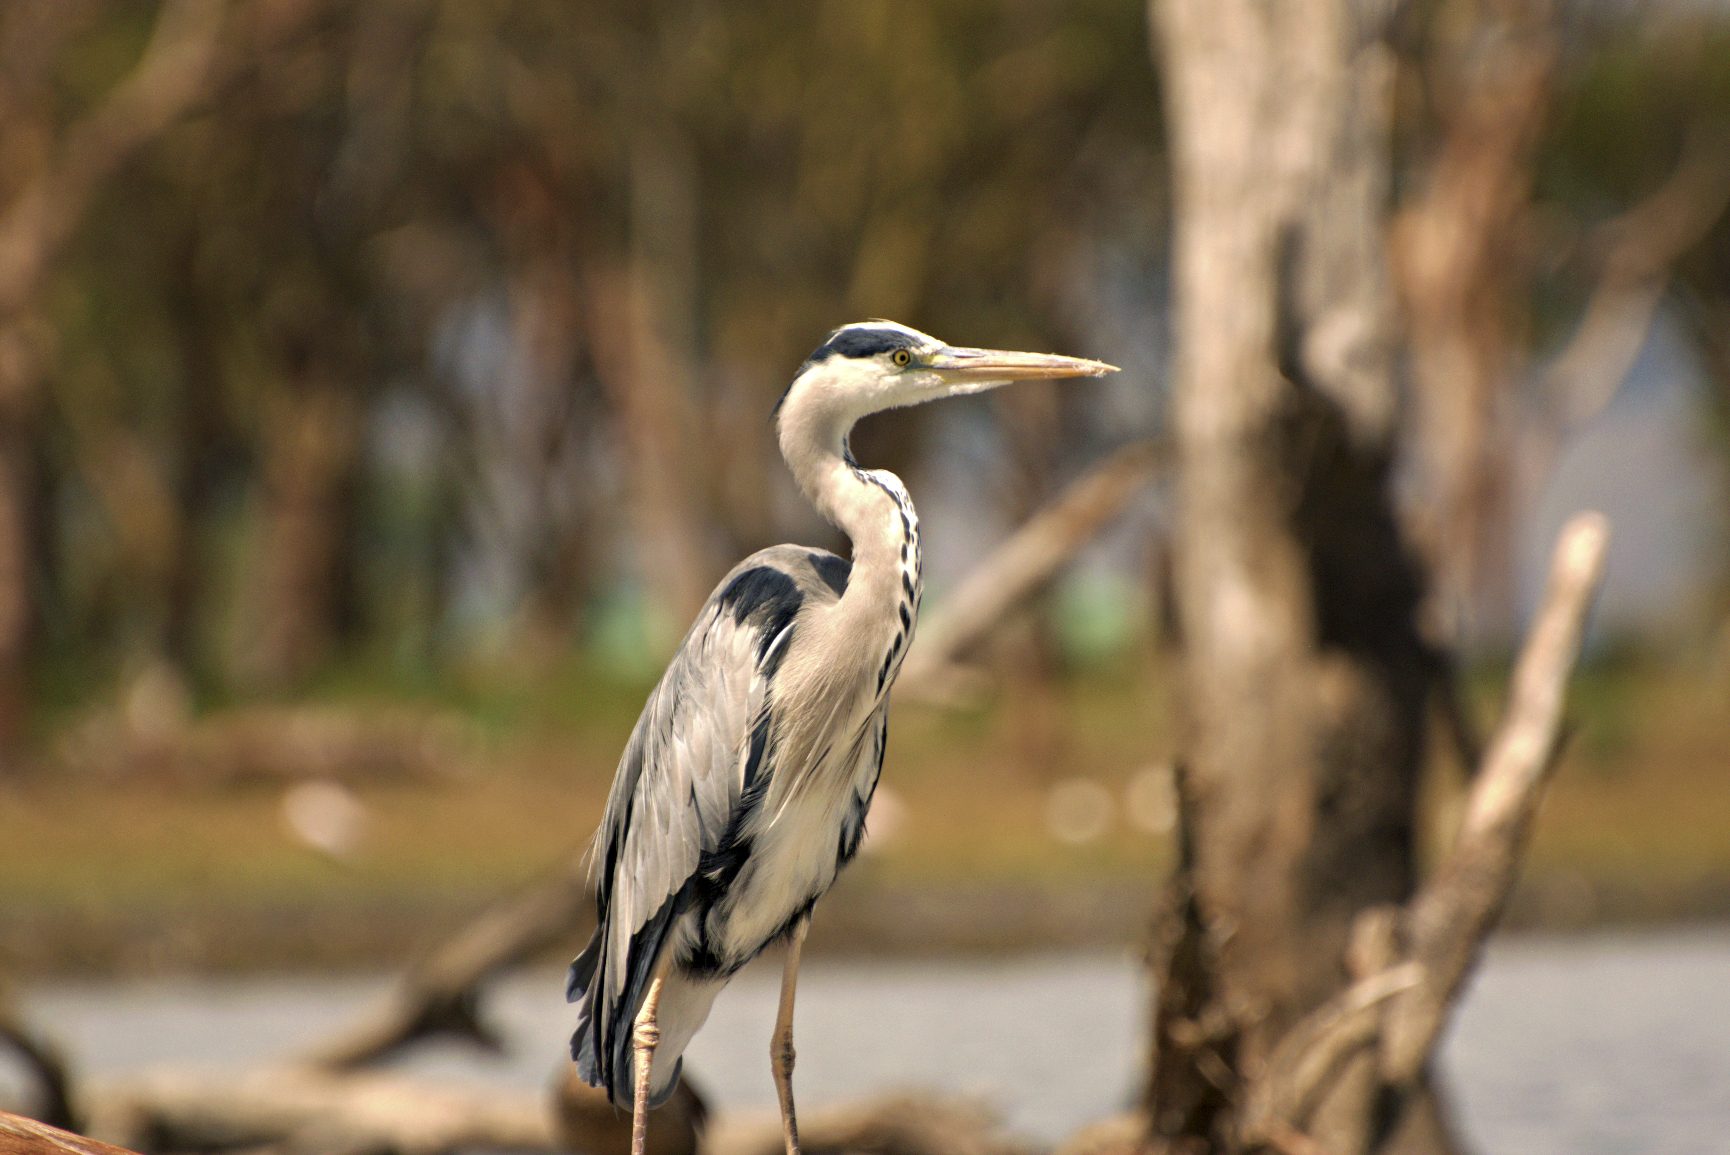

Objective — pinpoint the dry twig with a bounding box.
[306,858,591,1069]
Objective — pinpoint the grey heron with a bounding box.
[566,320,1115,1154]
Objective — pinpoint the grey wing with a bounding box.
[567,552,821,1097]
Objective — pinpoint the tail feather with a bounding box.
[567,894,686,1107]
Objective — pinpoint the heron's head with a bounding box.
[774,320,1116,434]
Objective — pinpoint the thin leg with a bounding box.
[771,917,809,1155]
[631,973,666,1155]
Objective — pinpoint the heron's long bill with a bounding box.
[927,346,1118,382]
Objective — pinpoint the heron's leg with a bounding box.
[771,916,810,1155]
[630,971,667,1155]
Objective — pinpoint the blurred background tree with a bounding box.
[7,0,1726,753]
[0,0,1727,1153]
[10,0,1167,739]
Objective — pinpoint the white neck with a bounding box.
[775,391,919,590]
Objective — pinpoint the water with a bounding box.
[13,929,1730,1154]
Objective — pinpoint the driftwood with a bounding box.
[1240,512,1611,1149]
[0,1109,142,1155]
[706,1093,1033,1155]
[82,1066,554,1155]
[77,1065,1024,1155]
[0,991,76,1133]
[306,857,592,1069]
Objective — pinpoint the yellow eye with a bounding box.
[891,349,912,367]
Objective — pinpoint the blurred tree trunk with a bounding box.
[1146,0,1439,1152]
[0,0,225,762]
[0,365,43,771]
[1393,0,1556,649]
[585,129,714,638]
[239,357,363,690]
[162,235,228,679]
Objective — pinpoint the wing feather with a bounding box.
[569,549,823,1101]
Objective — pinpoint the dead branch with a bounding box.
[82,1066,1022,1155]
[1537,125,1730,432]
[82,1066,554,1155]
[1243,963,1421,1140]
[0,1109,142,1155]
[0,0,227,314]
[1381,511,1609,1081]
[706,1092,1034,1155]
[1243,512,1610,1141]
[0,989,76,1132]
[306,857,592,1069]
[898,440,1160,698]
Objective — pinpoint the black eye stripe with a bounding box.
[805,326,921,363]
[775,325,925,419]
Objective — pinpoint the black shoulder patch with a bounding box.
[718,565,800,625]
[717,565,802,673]
[807,552,851,598]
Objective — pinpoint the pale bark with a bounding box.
[83,1067,555,1155]
[1148,0,1435,1150]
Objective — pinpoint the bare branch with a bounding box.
[0,1108,142,1155]
[83,1066,555,1155]
[898,440,1160,698]
[304,858,591,1069]
[1241,513,1609,1138]
[0,989,78,1132]
[1247,964,1422,1140]
[0,0,227,313]
[1538,126,1730,431]
[1381,511,1610,1082]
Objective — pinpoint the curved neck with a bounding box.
[776,401,917,581]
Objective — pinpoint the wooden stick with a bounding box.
[306,858,591,1069]
[1382,511,1609,1081]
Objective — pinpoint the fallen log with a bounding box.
[0,1109,143,1155]
[80,1064,1027,1155]
[82,1066,554,1155]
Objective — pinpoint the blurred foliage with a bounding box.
[16,0,1164,718]
[3,0,1729,744]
